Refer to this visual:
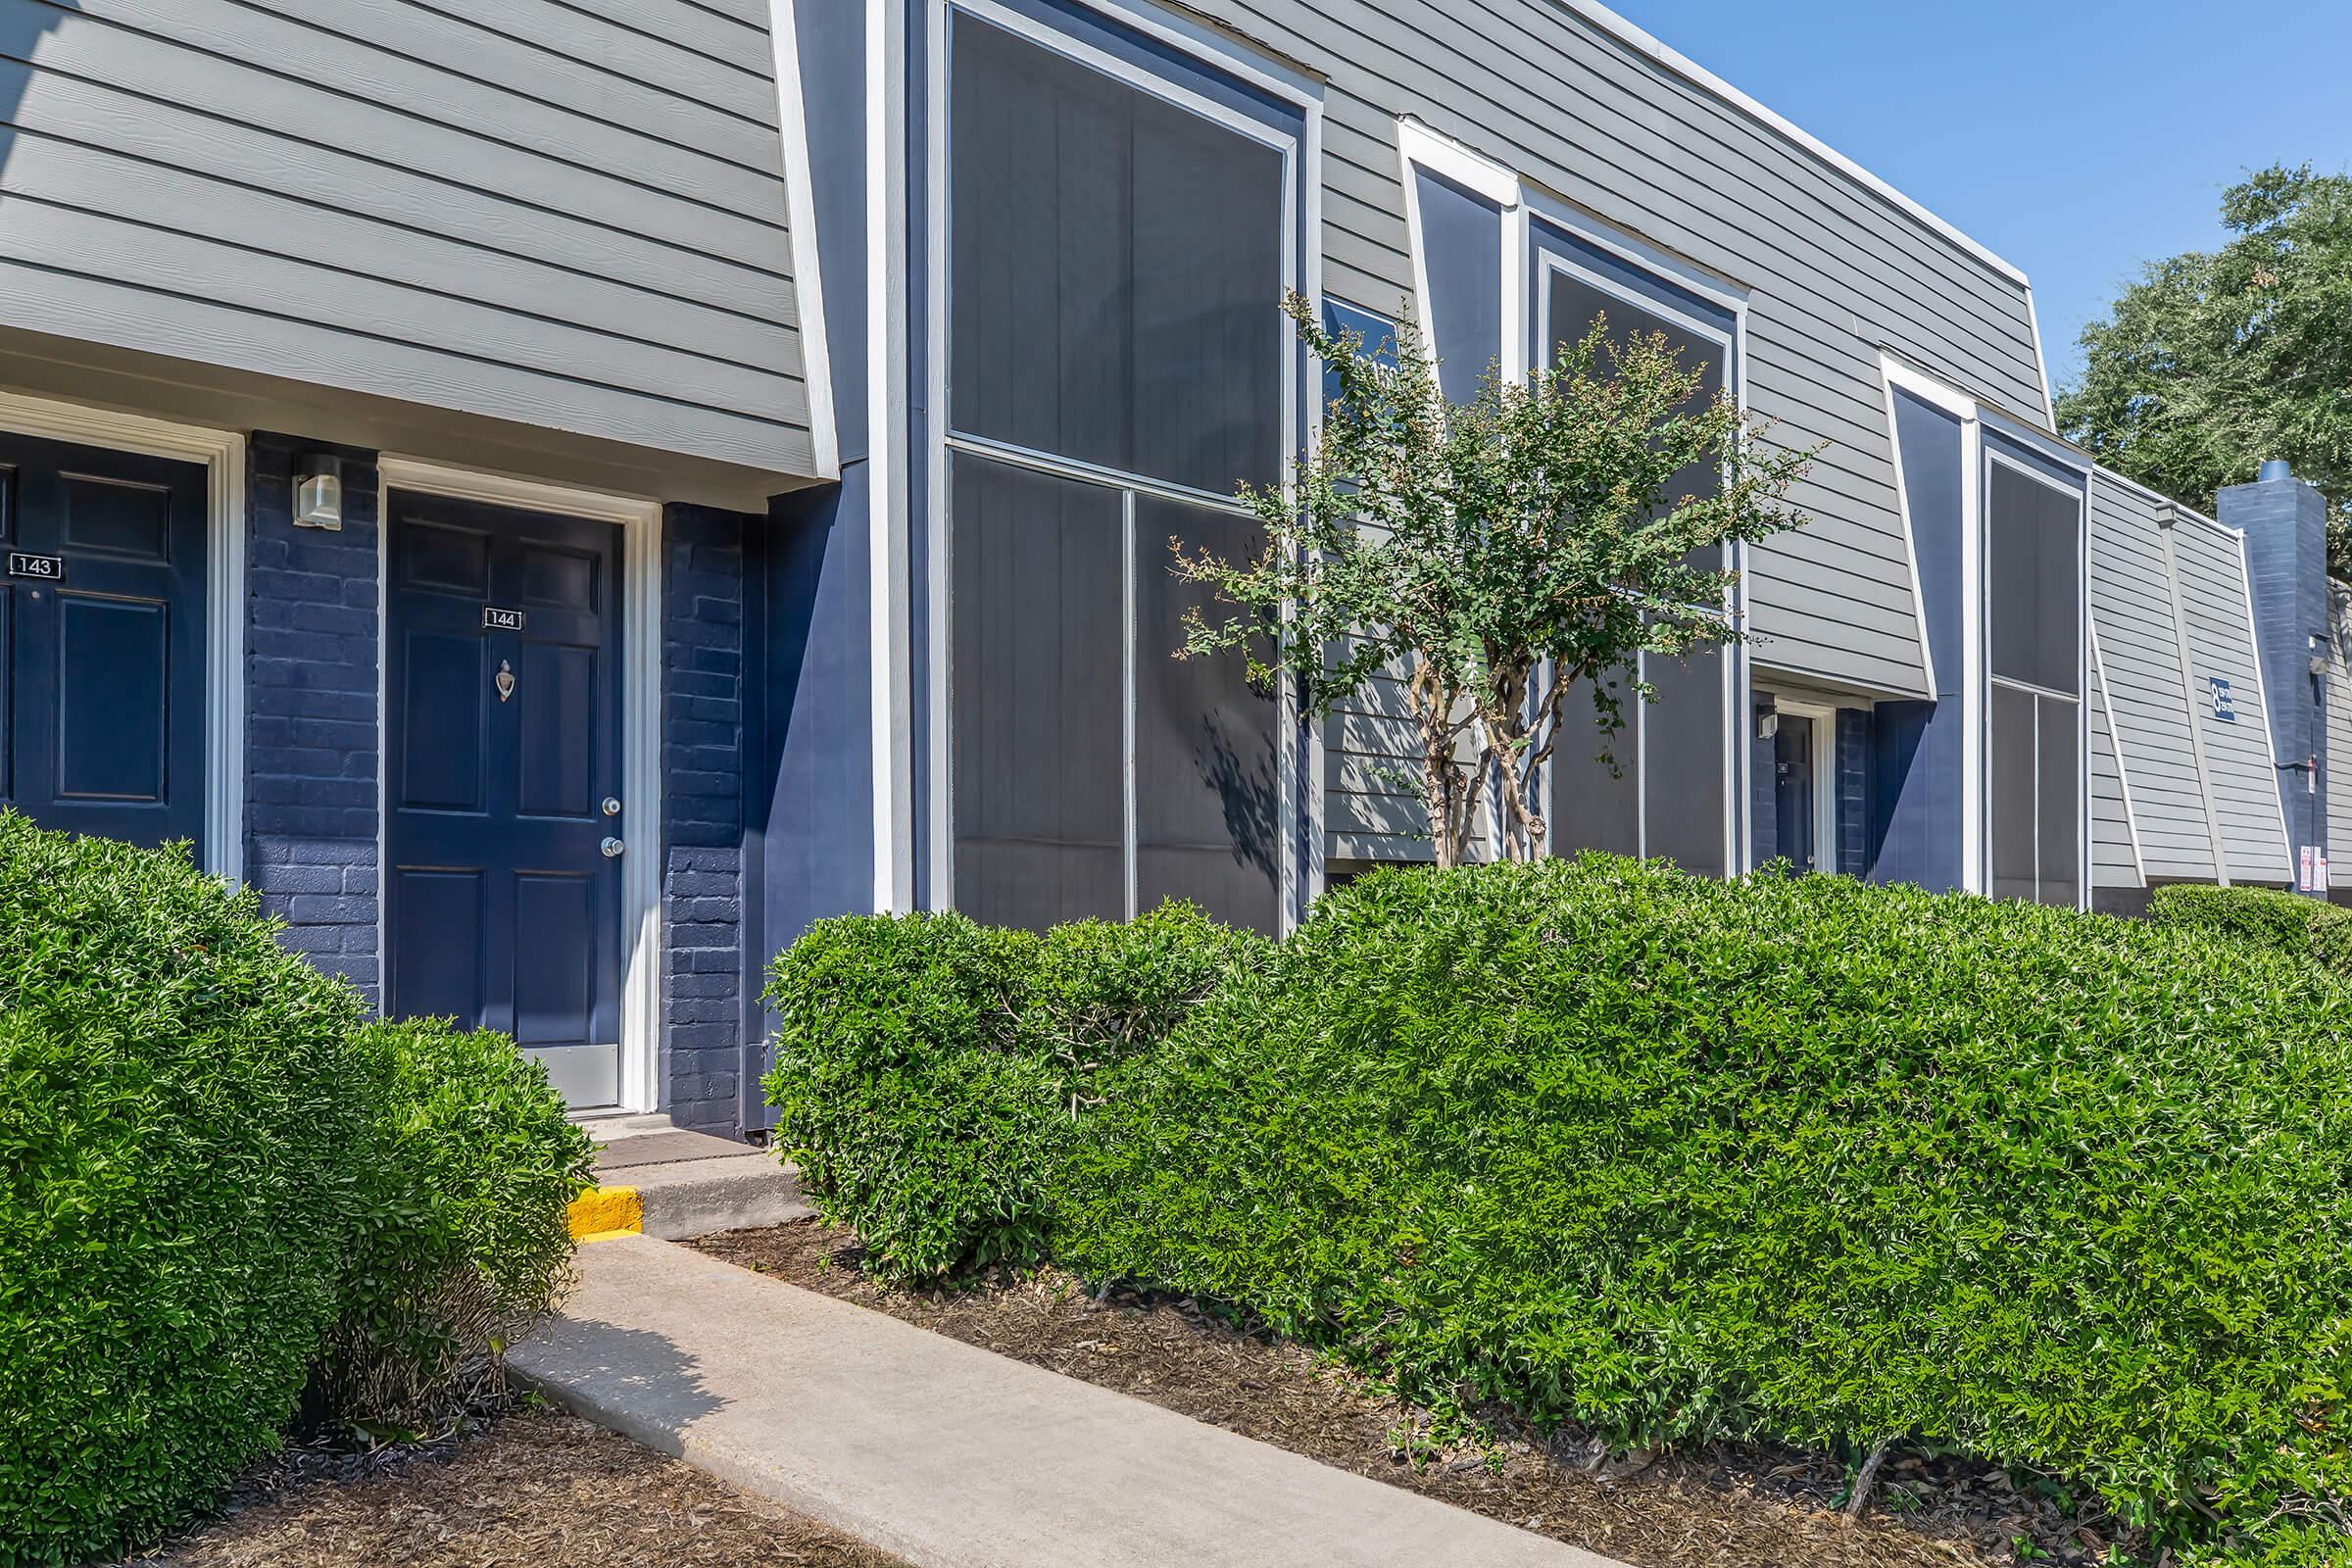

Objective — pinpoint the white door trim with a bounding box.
[376,457,665,1116]
[1775,698,1839,874]
[0,386,246,885]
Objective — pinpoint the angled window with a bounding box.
[1409,169,1503,403]
[1534,223,1740,878]
[943,6,1299,933]
[1984,447,2086,907]
[1399,122,1518,406]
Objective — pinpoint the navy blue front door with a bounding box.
[384,492,625,1107]
[0,429,209,853]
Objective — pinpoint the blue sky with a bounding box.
[1600,0,2352,397]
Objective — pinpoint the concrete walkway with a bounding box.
[512,1235,1625,1568]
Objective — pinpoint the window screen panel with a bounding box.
[1642,647,1727,877]
[1990,682,2038,903]
[2036,695,2081,907]
[950,453,1126,931]
[1130,92,1284,493]
[1134,498,1281,932]
[1549,662,1641,857]
[1415,169,1502,407]
[1987,462,2082,695]
[951,16,1284,493]
[951,20,1133,475]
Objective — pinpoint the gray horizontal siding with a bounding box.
[2087,657,2140,889]
[2173,521,2293,885]
[2088,477,2218,882]
[0,0,814,476]
[1234,0,2048,855]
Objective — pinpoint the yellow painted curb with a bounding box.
[567,1185,642,1242]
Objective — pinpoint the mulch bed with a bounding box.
[694,1220,2128,1568]
[130,1405,910,1568]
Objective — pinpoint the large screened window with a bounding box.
[1985,453,2085,907]
[950,14,1284,495]
[944,10,1294,934]
[1538,236,1738,878]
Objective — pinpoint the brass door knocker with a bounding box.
[495,660,516,703]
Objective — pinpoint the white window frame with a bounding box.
[1397,119,1525,391]
[1982,442,2091,911]
[922,0,1320,928]
[0,387,247,886]
[374,458,665,1117]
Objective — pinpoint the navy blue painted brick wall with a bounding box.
[245,433,382,1006]
[1836,708,1871,880]
[662,504,754,1136]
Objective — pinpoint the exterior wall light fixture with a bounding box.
[294,453,344,530]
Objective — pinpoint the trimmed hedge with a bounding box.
[2146,883,2331,959]
[763,902,1263,1279]
[768,858,2352,1563]
[0,812,591,1562]
[0,815,369,1562]
[318,1017,595,1434]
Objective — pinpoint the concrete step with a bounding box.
[514,1236,1621,1568]
[582,1122,810,1240]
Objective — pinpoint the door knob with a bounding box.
[600,837,625,858]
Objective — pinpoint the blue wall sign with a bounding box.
[2210,675,2235,722]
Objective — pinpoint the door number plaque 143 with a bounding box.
[7,551,64,582]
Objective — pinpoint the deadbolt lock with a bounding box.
[602,797,622,817]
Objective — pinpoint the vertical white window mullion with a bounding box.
[1122,486,1140,920]
[2031,688,2042,903]
[1636,650,1649,858]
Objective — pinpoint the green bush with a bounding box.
[2309,905,2352,984]
[317,1017,594,1434]
[2147,882,2329,959]
[762,903,1261,1278]
[0,813,369,1563]
[0,810,594,1561]
[769,858,2352,1562]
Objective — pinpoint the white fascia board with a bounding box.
[769,0,840,480]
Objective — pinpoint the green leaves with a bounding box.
[760,904,1267,1280]
[2059,164,2352,572]
[0,812,366,1564]
[772,861,2352,1563]
[0,812,591,1563]
[315,1016,595,1432]
[1175,291,1814,864]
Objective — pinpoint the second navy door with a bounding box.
[0,429,209,855]
[384,491,626,1108]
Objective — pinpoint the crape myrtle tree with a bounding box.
[1172,290,1813,867]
